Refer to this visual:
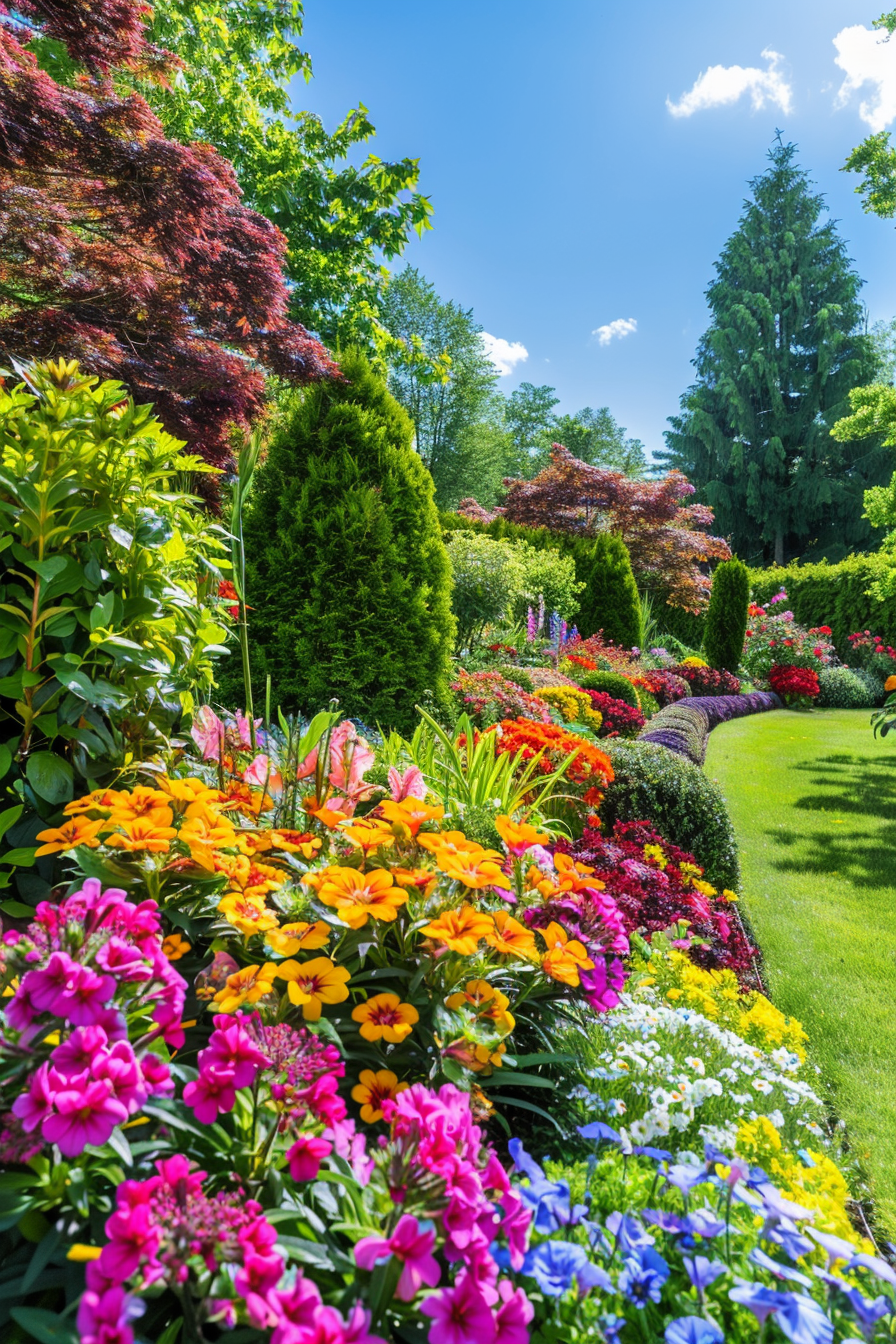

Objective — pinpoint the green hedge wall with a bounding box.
[748,554,896,655]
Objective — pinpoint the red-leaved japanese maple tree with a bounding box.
[459,444,731,610]
[0,0,338,477]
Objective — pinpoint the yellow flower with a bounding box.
[64,788,124,816]
[352,992,419,1043]
[682,655,708,667]
[158,776,223,807]
[35,815,105,856]
[420,906,495,955]
[484,910,540,961]
[417,830,482,859]
[339,818,396,853]
[221,854,286,893]
[276,956,351,1020]
[315,867,408,928]
[107,787,175,830]
[437,853,511,890]
[267,829,322,859]
[351,1068,408,1122]
[217,891,280,936]
[105,818,178,853]
[390,866,438,891]
[378,798,445,836]
[445,979,515,1036]
[266,920,331,957]
[161,933,191,961]
[180,810,237,849]
[643,843,666,869]
[539,921,594,987]
[66,1245,102,1262]
[495,815,549,855]
[213,963,279,1014]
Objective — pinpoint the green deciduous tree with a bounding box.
[703,558,750,673]
[236,349,455,729]
[662,140,885,566]
[553,407,648,476]
[504,383,560,476]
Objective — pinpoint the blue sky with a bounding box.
[295,1,896,460]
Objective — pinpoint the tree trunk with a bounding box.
[774,529,784,566]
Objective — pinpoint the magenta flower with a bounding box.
[51,1025,110,1076]
[95,1041,148,1116]
[355,1214,441,1301]
[206,1015,270,1088]
[235,1251,284,1328]
[21,950,81,1014]
[11,1062,54,1133]
[420,1273,496,1344]
[59,964,117,1026]
[286,1132,333,1182]
[494,1282,533,1344]
[269,1271,324,1344]
[41,1076,128,1156]
[100,1203,162,1280]
[95,937,152,982]
[183,1063,237,1124]
[76,1284,142,1344]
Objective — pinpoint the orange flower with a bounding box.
[180,810,237,849]
[339,819,396,853]
[275,956,351,1020]
[64,788,124,816]
[267,830,322,859]
[445,1040,507,1073]
[352,992,419,1043]
[221,854,286,894]
[390,866,438,891]
[417,830,482,859]
[304,800,349,828]
[234,830,275,858]
[217,891,280,936]
[213,962,279,1014]
[35,815,105,856]
[378,799,445,837]
[105,818,177,853]
[158,776,224,808]
[266,920,331,957]
[539,921,594,987]
[220,780,273,816]
[420,906,494,955]
[437,853,511,890]
[886,674,896,693]
[553,853,603,894]
[445,979,515,1035]
[495,815,549,856]
[107,786,175,830]
[351,1068,408,1123]
[161,933,191,961]
[484,910,539,961]
[315,867,407,928]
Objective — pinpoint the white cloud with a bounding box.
[833,24,896,132]
[666,48,793,118]
[481,332,528,376]
[592,317,637,347]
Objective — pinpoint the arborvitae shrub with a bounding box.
[233,349,456,730]
[704,558,750,672]
[577,669,641,709]
[577,534,643,648]
[748,554,896,655]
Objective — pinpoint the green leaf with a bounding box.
[155,1324,182,1344]
[108,524,133,550]
[9,1308,78,1344]
[0,802,23,840]
[20,1227,62,1295]
[25,753,73,805]
[0,899,35,918]
[3,847,39,866]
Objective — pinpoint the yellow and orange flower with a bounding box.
[158,776,224,808]
[339,819,396,854]
[275,956,351,1021]
[445,979,515,1036]
[35,815,105,856]
[105,818,178,853]
[444,1040,507,1073]
[266,920,331,957]
[485,910,540,962]
[314,867,407,928]
[352,992,419,1043]
[437,852,511,890]
[161,933,191,961]
[304,799,349,829]
[267,830,322,859]
[234,830,275,858]
[539,921,594,987]
[63,788,124,816]
[495,815,549,856]
[378,799,445,837]
[351,1068,408,1122]
[417,830,483,860]
[219,854,286,894]
[217,891,280,936]
[420,906,494,955]
[213,962,279,1014]
[107,787,175,830]
[390,866,438,892]
[886,674,896,693]
[180,809,237,850]
[552,853,602,895]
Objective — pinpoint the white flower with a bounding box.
[685,1056,706,1076]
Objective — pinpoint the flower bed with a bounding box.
[639,692,782,762]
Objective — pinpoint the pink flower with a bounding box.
[286,1132,333,1181]
[41,1075,128,1156]
[100,1203,162,1280]
[206,1015,270,1088]
[296,745,319,780]
[51,1026,109,1076]
[355,1214,441,1301]
[326,1118,373,1186]
[328,721,374,800]
[140,1052,175,1098]
[191,704,227,761]
[21,950,81,1014]
[494,1282,533,1344]
[11,1062,54,1133]
[235,1251,284,1328]
[420,1273,496,1344]
[183,1063,237,1124]
[244,752,277,789]
[76,1285,142,1344]
[269,1272,324,1344]
[95,1041,148,1115]
[388,765,426,801]
[95,937,152,982]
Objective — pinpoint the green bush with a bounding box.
[816,666,878,709]
[446,533,526,646]
[578,669,641,709]
[0,359,226,902]
[704,558,750,672]
[498,665,535,692]
[512,542,584,623]
[638,688,660,719]
[654,600,707,650]
[576,533,643,648]
[599,740,740,890]
[237,348,456,731]
[849,666,886,706]
[749,554,896,655]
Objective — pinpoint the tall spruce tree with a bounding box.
[662,140,886,565]
[235,349,456,730]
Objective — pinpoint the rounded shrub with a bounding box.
[234,348,456,731]
[577,533,643,649]
[639,703,710,766]
[498,665,535,692]
[851,666,886,705]
[578,669,641,709]
[816,666,878,709]
[599,740,740,890]
[703,558,750,673]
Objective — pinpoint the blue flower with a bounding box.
[578,1120,622,1145]
[775,1292,834,1344]
[600,1314,627,1343]
[762,1214,814,1261]
[508,1137,576,1233]
[846,1252,896,1290]
[663,1159,711,1193]
[617,1246,670,1308]
[729,1281,787,1325]
[838,1284,891,1338]
[683,1207,726,1240]
[643,1209,684,1235]
[749,1247,812,1286]
[578,1121,671,1163]
[683,1255,727,1293]
[521,1241,612,1298]
[606,1211,655,1254]
[664,1316,725,1344]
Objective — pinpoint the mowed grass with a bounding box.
[705,709,896,1237]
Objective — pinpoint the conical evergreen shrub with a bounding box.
[230,349,456,730]
[703,558,750,673]
[577,534,643,649]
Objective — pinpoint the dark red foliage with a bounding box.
[669,664,741,696]
[559,819,759,986]
[584,690,645,738]
[640,669,691,706]
[0,0,338,483]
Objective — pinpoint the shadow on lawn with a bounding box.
[761,752,896,889]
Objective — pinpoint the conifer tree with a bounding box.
[703,559,750,673]
[578,534,643,649]
[662,140,886,565]
[235,350,456,729]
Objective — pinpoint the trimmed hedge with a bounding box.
[577,669,641,708]
[749,553,896,655]
[640,703,710,765]
[704,558,750,673]
[599,740,740,890]
[817,666,879,709]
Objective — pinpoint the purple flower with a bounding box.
[846,1253,896,1289]
[683,1256,726,1294]
[617,1246,669,1307]
[837,1284,891,1338]
[606,1212,655,1254]
[663,1159,710,1193]
[749,1247,811,1286]
[665,1316,724,1344]
[643,1209,684,1235]
[729,1281,787,1324]
[682,1208,726,1240]
[508,1138,579,1232]
[521,1241,611,1297]
[806,1228,855,1269]
[775,1292,834,1344]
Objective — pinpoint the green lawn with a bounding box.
[705,708,896,1238]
